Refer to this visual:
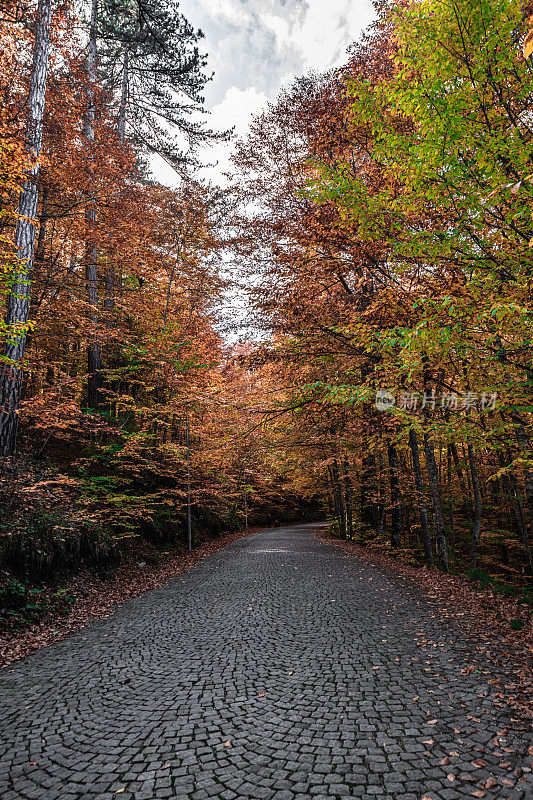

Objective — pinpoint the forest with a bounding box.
[1,0,533,633]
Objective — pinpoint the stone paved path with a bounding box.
[0,523,531,800]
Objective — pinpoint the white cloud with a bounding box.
[212,86,269,135]
[201,86,269,183]
[151,0,376,186]
[295,0,373,70]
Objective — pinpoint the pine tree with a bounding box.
[98,0,223,174]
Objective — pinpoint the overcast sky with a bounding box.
[152,0,376,186]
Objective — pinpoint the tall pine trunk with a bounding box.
[105,42,130,321]
[0,0,53,456]
[117,45,129,142]
[84,0,102,409]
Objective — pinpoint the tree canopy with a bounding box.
[0,0,532,631]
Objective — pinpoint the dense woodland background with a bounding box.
[0,0,532,630]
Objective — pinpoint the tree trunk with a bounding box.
[333,458,347,538]
[326,489,334,517]
[85,0,102,410]
[467,443,482,570]
[0,0,53,456]
[376,451,385,534]
[409,428,433,567]
[118,44,129,142]
[508,412,533,543]
[500,454,533,578]
[34,187,48,272]
[424,433,449,571]
[360,449,378,528]
[24,190,48,357]
[84,0,98,140]
[328,464,346,538]
[387,442,401,548]
[343,456,354,539]
[105,41,129,321]
[449,442,473,520]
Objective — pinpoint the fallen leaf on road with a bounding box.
[447,773,455,782]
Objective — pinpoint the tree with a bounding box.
[84,0,102,410]
[230,0,533,578]
[0,0,53,455]
[97,0,222,172]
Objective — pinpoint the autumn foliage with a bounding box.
[231,0,533,590]
[0,0,532,628]
[0,0,314,628]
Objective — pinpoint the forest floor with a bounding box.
[0,522,531,800]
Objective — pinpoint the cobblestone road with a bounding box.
[0,523,531,800]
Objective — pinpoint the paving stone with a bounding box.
[0,523,530,800]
